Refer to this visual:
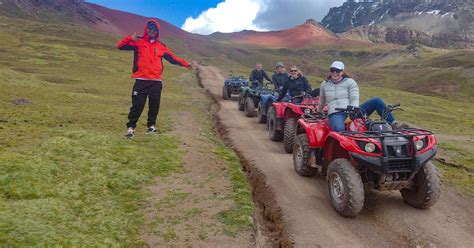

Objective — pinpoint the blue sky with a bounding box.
[86,0,222,27]
[86,0,346,35]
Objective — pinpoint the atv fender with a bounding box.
[322,135,352,176]
[272,102,287,119]
[297,118,330,148]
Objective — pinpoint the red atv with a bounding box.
[293,105,440,217]
[267,93,319,153]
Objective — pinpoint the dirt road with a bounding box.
[197,65,474,247]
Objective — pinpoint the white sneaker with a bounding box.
[125,127,135,139]
[147,126,157,133]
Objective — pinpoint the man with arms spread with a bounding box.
[117,20,191,138]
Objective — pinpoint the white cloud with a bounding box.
[182,0,267,35]
[182,0,347,35]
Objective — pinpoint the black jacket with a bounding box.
[277,75,312,101]
[271,72,289,89]
[249,69,271,84]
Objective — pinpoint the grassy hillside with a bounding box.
[0,15,253,245]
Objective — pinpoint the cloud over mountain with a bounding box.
[182,0,345,34]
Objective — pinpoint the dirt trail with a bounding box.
[196,64,474,247]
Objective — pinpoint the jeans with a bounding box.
[360,97,395,123]
[329,112,346,132]
[329,97,395,132]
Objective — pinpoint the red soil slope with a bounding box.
[210,19,365,48]
[85,3,203,41]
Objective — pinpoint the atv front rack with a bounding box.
[301,113,328,122]
[339,128,433,138]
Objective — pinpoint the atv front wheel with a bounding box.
[400,161,440,209]
[244,97,256,117]
[293,134,317,177]
[222,86,230,100]
[256,102,266,123]
[327,158,364,217]
[267,106,283,141]
[237,92,244,111]
[284,117,297,153]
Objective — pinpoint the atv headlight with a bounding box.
[304,108,311,114]
[364,143,376,153]
[415,140,424,150]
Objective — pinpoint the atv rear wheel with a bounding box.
[244,96,256,117]
[327,158,364,217]
[237,92,244,111]
[222,86,230,100]
[400,161,440,209]
[256,102,266,123]
[267,106,283,141]
[284,117,297,153]
[293,134,317,177]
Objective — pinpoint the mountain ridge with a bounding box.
[321,0,473,48]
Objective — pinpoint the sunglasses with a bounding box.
[330,67,343,73]
[290,69,298,72]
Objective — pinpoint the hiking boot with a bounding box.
[125,127,135,139]
[146,126,157,133]
[391,121,409,130]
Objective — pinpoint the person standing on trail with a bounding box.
[249,63,271,87]
[117,20,191,138]
[271,62,289,92]
[276,65,312,103]
[317,61,408,132]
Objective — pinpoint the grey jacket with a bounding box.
[317,77,359,115]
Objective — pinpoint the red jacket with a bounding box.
[117,19,190,80]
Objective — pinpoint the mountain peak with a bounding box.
[304,19,318,26]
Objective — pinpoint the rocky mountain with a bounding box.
[321,0,473,47]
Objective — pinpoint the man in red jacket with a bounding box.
[117,19,191,138]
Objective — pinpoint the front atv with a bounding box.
[293,105,440,217]
[223,75,248,100]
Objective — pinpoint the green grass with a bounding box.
[0,14,255,245]
[0,15,188,246]
[213,147,255,236]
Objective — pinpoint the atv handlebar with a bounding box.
[288,92,314,100]
[335,106,361,112]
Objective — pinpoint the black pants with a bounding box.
[126,79,162,129]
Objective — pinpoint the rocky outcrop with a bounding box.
[322,0,473,48]
[341,25,473,48]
